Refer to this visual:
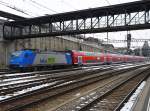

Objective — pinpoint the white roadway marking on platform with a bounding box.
[147,96,150,111]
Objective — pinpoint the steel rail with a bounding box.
[0,64,149,111]
[77,67,150,111]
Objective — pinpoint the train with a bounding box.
[9,49,145,70]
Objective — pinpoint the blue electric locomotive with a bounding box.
[9,50,72,69]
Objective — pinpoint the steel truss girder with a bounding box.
[104,39,150,43]
[0,11,25,20]
[3,1,150,40]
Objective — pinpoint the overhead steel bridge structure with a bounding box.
[102,39,150,43]
[3,1,150,40]
[0,11,25,20]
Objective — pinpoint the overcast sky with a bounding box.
[0,0,139,17]
[0,0,149,48]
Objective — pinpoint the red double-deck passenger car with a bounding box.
[71,50,145,65]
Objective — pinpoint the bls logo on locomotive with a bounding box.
[40,58,47,64]
[40,57,55,64]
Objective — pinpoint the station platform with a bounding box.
[132,76,150,111]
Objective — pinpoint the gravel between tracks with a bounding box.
[0,63,149,111]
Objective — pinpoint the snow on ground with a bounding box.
[120,81,146,111]
[0,72,37,78]
[0,77,48,87]
[0,81,59,101]
[0,75,37,82]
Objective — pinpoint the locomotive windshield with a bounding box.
[11,51,22,58]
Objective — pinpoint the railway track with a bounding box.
[0,64,114,102]
[0,66,82,76]
[53,65,150,111]
[0,70,18,75]
[0,63,149,111]
[79,71,149,111]
[0,63,141,96]
[0,62,143,81]
[0,63,131,90]
[0,62,141,75]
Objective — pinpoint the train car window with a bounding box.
[11,51,22,57]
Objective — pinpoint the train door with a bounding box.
[78,56,83,65]
[104,56,107,64]
[110,56,112,64]
[107,54,112,64]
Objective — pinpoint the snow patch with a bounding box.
[120,81,146,111]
